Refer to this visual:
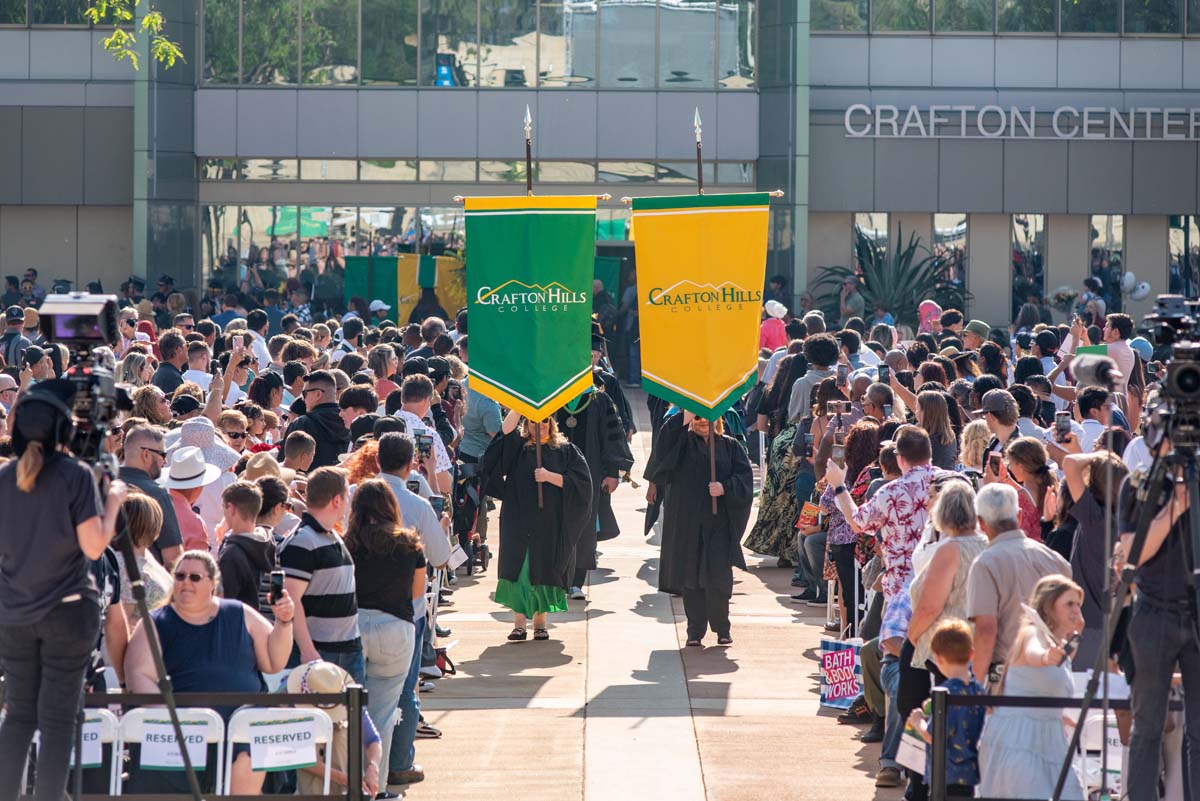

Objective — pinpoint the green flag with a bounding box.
[465,195,597,420]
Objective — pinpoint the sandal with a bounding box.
[717,635,733,646]
[507,627,527,641]
[685,638,703,647]
[533,628,549,641]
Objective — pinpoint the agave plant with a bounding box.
[811,226,972,330]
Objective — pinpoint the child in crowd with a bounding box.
[906,619,986,797]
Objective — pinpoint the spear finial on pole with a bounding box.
[693,107,704,195]
[524,105,534,196]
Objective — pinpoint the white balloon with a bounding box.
[1121,271,1137,292]
[1131,281,1152,302]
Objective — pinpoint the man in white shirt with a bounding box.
[393,374,453,495]
[245,309,272,369]
[330,316,364,365]
[1033,330,1069,412]
[1075,386,1110,453]
[1101,313,1135,397]
[182,341,213,390]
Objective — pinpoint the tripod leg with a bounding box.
[72,687,84,801]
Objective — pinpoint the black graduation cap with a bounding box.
[128,275,146,290]
[157,274,175,286]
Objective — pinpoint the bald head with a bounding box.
[850,374,872,401]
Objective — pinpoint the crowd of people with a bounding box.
[745,297,1196,800]
[0,263,1194,801]
[0,274,644,800]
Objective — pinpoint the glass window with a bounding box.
[1190,0,1200,31]
[598,0,653,87]
[201,205,241,290]
[243,0,297,83]
[419,160,477,181]
[479,0,536,87]
[813,0,869,30]
[656,162,717,185]
[934,214,968,290]
[302,0,358,84]
[420,0,479,86]
[1168,216,1200,298]
[479,160,530,182]
[538,1,595,86]
[239,159,299,180]
[659,0,715,88]
[0,0,26,24]
[598,161,656,182]
[420,206,465,253]
[1061,0,1118,31]
[596,208,631,240]
[935,0,993,30]
[299,159,358,180]
[30,0,84,24]
[1125,0,1180,31]
[1090,215,1124,314]
[358,207,403,255]
[716,162,755,184]
[363,0,418,84]
[537,161,598,182]
[1011,214,1046,324]
[854,213,889,267]
[200,158,239,180]
[998,0,1055,29]
[871,0,930,31]
[203,0,239,83]
[360,159,418,180]
[719,0,756,86]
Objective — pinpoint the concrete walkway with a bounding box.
[404,393,904,801]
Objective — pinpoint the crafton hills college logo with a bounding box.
[475,280,590,313]
[646,280,763,312]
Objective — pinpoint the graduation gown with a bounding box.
[647,414,752,597]
[481,430,593,590]
[555,389,635,565]
[595,367,635,436]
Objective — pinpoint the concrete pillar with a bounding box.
[1046,214,1089,305]
[1125,215,1168,322]
[807,212,851,278]
[967,213,1011,328]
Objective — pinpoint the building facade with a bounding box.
[1,0,1198,324]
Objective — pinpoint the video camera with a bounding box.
[1142,294,1200,450]
[36,293,132,460]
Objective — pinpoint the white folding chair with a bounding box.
[115,708,225,795]
[21,709,121,795]
[223,707,334,794]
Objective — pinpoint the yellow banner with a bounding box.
[632,193,771,420]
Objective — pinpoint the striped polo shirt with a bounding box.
[279,513,360,652]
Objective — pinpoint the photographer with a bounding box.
[1118,436,1200,801]
[0,379,127,801]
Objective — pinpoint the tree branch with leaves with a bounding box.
[85,0,184,70]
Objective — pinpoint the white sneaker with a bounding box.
[419,665,443,679]
[569,587,586,600]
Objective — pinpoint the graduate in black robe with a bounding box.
[646,410,752,646]
[554,384,634,596]
[481,410,593,641]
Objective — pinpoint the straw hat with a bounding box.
[157,446,221,490]
[171,417,240,472]
[243,450,296,483]
[286,660,352,723]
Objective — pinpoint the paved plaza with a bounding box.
[405,392,904,801]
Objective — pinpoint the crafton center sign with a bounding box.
[844,104,1200,140]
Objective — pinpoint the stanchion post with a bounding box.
[929,686,949,801]
[347,683,366,801]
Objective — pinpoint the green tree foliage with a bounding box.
[812,0,868,30]
[870,0,930,30]
[85,0,184,70]
[997,0,1055,30]
[935,0,992,29]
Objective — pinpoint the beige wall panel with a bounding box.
[0,206,78,280]
[967,214,1012,327]
[77,205,133,292]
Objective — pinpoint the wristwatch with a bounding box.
[834,485,848,496]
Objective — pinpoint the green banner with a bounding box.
[464,195,597,420]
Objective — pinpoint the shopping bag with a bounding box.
[819,637,863,709]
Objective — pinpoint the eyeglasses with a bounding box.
[140,446,167,458]
[224,430,247,440]
[179,324,194,331]
[301,387,324,396]
[173,571,207,583]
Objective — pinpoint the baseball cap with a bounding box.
[1129,336,1153,363]
[964,320,990,341]
[349,413,380,442]
[170,394,201,416]
[368,300,391,313]
[401,357,429,378]
[5,306,24,323]
[23,345,45,366]
[979,388,1016,414]
[1015,332,1033,351]
[427,356,451,378]
[1034,329,1059,354]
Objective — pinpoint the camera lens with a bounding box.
[1169,363,1200,399]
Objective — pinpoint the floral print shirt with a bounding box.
[851,463,940,600]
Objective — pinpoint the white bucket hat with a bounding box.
[157,446,222,490]
[764,299,788,319]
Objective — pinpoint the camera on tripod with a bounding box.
[36,293,132,459]
[1142,294,1200,450]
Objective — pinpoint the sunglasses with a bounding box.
[141,446,167,458]
[174,571,208,583]
[225,430,247,439]
[180,324,194,331]
[302,387,324,396]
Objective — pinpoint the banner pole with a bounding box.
[694,108,703,195]
[536,428,544,508]
[524,105,534,197]
[709,427,717,515]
